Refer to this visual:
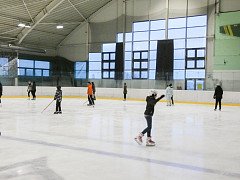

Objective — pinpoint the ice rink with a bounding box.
[0,98,240,180]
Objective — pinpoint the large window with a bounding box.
[88,53,102,79]
[0,58,9,76]
[102,43,116,79]
[132,51,148,79]
[17,59,50,77]
[88,15,207,83]
[75,61,87,79]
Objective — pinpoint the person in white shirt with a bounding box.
[166,84,173,106]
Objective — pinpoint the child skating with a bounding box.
[135,90,165,146]
[54,86,62,114]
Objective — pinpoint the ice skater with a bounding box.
[27,81,32,100]
[0,81,2,105]
[166,84,173,106]
[123,83,127,101]
[170,84,174,105]
[87,82,94,106]
[213,83,223,111]
[92,82,96,100]
[31,81,36,100]
[135,90,165,146]
[54,86,62,114]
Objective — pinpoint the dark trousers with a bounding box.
[171,96,174,105]
[56,100,61,112]
[124,93,127,100]
[0,95,1,103]
[88,95,94,105]
[31,90,36,99]
[28,91,31,97]
[142,115,152,137]
[215,98,222,110]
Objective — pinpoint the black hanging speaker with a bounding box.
[156,39,174,80]
[115,43,124,80]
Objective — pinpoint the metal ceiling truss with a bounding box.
[58,0,114,46]
[17,0,66,44]
[22,0,34,23]
[67,0,88,22]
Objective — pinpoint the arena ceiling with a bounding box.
[0,0,112,50]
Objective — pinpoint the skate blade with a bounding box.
[146,144,155,146]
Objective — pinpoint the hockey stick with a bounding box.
[41,99,55,113]
[82,100,88,105]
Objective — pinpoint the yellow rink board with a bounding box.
[2,96,240,107]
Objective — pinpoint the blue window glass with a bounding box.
[174,49,185,59]
[141,62,148,68]
[117,33,123,42]
[35,69,42,76]
[150,19,165,30]
[186,69,205,78]
[125,33,132,42]
[18,59,34,68]
[150,41,157,50]
[134,31,149,41]
[103,71,109,78]
[187,15,207,27]
[174,60,185,69]
[174,39,186,49]
[174,70,185,80]
[187,27,206,38]
[124,61,132,70]
[89,53,101,61]
[125,42,132,51]
[75,62,87,71]
[35,61,50,69]
[150,51,157,60]
[197,49,205,57]
[150,30,165,40]
[168,28,186,39]
[133,41,149,51]
[89,71,101,79]
[26,69,33,76]
[0,58,8,76]
[124,52,132,60]
[89,62,101,71]
[141,71,148,78]
[197,60,205,68]
[149,60,156,69]
[168,17,186,28]
[187,38,206,48]
[102,43,116,52]
[149,70,156,79]
[187,61,195,68]
[43,70,49,77]
[133,21,149,32]
[124,71,132,79]
[18,68,25,76]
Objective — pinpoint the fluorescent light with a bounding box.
[18,23,25,27]
[56,25,63,29]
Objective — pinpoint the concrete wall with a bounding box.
[2,86,240,104]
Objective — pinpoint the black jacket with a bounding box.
[54,90,62,102]
[214,85,223,99]
[0,83,2,96]
[144,95,164,116]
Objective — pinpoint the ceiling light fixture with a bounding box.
[17,23,31,28]
[56,25,64,29]
[25,25,31,28]
[18,23,25,27]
